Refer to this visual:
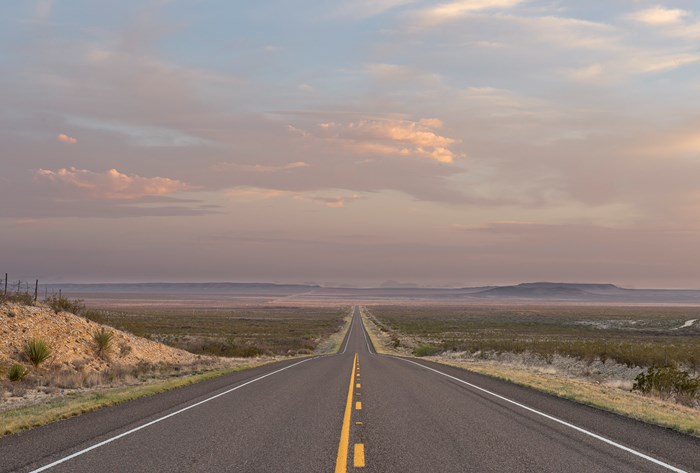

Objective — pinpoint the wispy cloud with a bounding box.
[226,187,361,208]
[36,168,191,200]
[416,0,524,26]
[628,6,688,25]
[57,133,77,144]
[292,117,460,163]
[213,161,310,173]
[333,0,419,19]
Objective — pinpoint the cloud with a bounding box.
[628,6,688,25]
[36,167,190,200]
[627,6,700,39]
[415,0,524,26]
[364,63,416,81]
[333,0,419,18]
[295,118,460,163]
[564,63,604,82]
[214,161,310,173]
[57,133,77,144]
[226,187,361,208]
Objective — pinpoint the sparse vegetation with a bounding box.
[8,363,29,381]
[24,338,52,368]
[633,366,700,406]
[92,327,114,359]
[414,344,440,357]
[0,292,34,306]
[82,309,107,324]
[369,305,700,370]
[119,342,132,357]
[84,306,348,357]
[0,362,271,437]
[44,294,85,315]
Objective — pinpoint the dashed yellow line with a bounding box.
[354,444,366,467]
[334,353,358,473]
[355,401,362,410]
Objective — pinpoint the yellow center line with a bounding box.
[334,353,358,473]
[354,444,366,467]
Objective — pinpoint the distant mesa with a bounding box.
[476,282,623,300]
[38,281,700,303]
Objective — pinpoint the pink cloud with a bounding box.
[226,187,360,208]
[57,133,78,144]
[212,161,310,173]
[294,118,460,163]
[36,167,190,200]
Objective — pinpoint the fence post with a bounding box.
[3,273,6,296]
[17,280,21,294]
[34,280,39,302]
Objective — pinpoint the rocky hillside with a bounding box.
[0,303,203,373]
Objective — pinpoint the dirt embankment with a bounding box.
[0,303,204,372]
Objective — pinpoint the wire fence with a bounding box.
[1,273,63,302]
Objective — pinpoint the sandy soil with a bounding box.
[0,302,283,412]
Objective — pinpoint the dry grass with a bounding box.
[434,358,700,436]
[359,306,700,437]
[0,305,356,436]
[314,308,354,354]
[82,305,349,357]
[0,360,276,437]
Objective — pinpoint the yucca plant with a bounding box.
[24,338,52,368]
[93,327,114,359]
[8,363,29,381]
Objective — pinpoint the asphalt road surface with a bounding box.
[1,306,698,472]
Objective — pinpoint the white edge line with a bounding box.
[341,308,356,354]
[358,308,373,354]
[390,356,687,473]
[29,358,314,473]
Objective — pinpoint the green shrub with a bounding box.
[633,366,700,404]
[414,344,441,357]
[24,338,52,368]
[92,327,114,359]
[44,294,85,315]
[1,292,34,306]
[83,309,107,324]
[8,363,29,381]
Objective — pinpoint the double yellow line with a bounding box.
[335,353,364,472]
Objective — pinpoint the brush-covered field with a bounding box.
[82,305,349,357]
[368,305,700,370]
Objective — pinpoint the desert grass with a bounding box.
[435,358,700,436]
[82,306,348,357]
[359,306,700,437]
[0,360,277,437]
[314,307,354,354]
[367,305,700,370]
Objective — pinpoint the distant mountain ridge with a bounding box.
[43,282,319,295]
[41,281,700,303]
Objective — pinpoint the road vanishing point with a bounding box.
[1,307,699,472]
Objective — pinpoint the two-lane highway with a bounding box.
[1,306,698,472]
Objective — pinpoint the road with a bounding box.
[1,306,698,472]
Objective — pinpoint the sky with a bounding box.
[2,0,700,288]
